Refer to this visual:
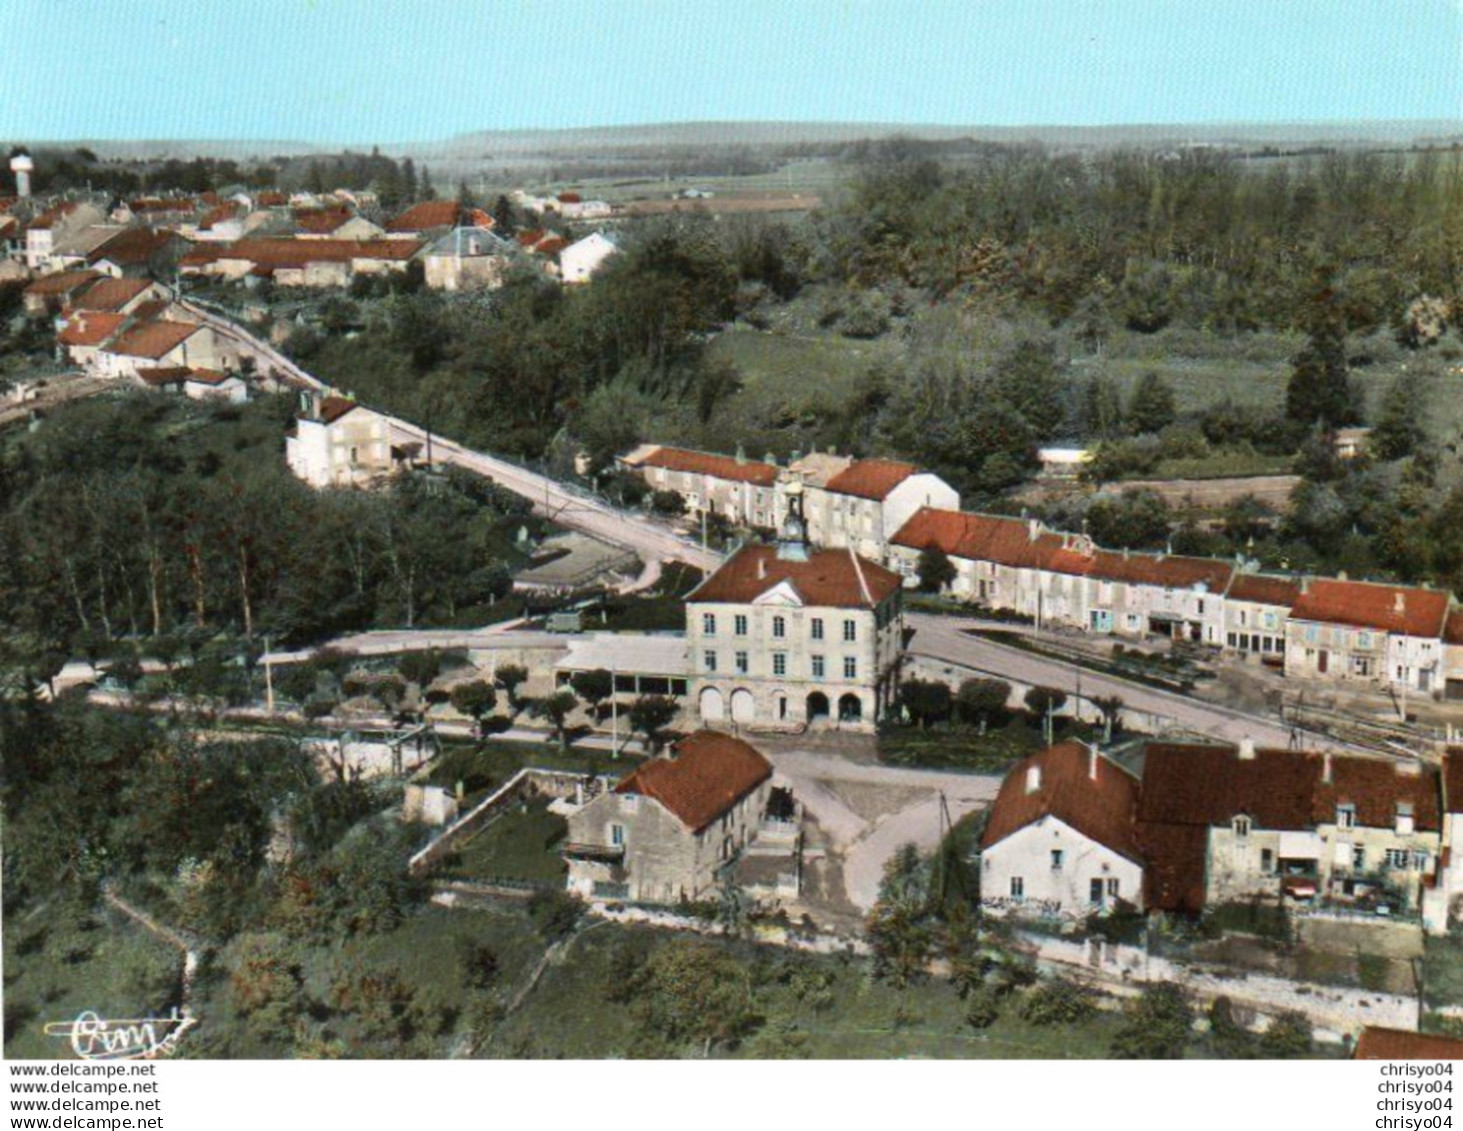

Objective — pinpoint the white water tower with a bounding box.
[10,152,33,198]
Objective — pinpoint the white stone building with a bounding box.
[285,393,395,488]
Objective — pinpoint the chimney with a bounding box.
[1088,742,1100,781]
[1322,752,1333,784]
[735,443,746,465]
[1027,518,1040,543]
[757,556,768,580]
[1025,765,1042,794]
[1394,592,1406,615]
[1300,576,1310,594]
[1238,737,1256,761]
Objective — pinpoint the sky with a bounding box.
[1,0,1458,144]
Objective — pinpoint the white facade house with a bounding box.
[798,460,960,561]
[979,741,1145,918]
[559,231,618,284]
[285,394,394,488]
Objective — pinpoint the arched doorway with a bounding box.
[806,692,830,722]
[699,686,724,722]
[838,693,863,724]
[730,688,755,724]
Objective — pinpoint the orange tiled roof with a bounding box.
[319,395,361,424]
[183,368,234,386]
[1291,578,1450,638]
[688,543,902,609]
[1354,1028,1463,1060]
[614,731,772,832]
[221,237,423,269]
[88,227,178,268]
[386,200,460,232]
[637,445,779,486]
[136,366,190,387]
[293,207,355,235]
[1227,573,1303,608]
[198,202,243,231]
[23,269,102,297]
[825,458,918,500]
[69,277,152,313]
[105,319,202,360]
[58,311,127,347]
[981,740,1143,863]
[29,202,83,231]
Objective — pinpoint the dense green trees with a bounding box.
[0,396,530,662]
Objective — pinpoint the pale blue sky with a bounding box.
[1,0,1458,143]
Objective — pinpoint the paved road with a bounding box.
[181,299,722,575]
[906,612,1353,752]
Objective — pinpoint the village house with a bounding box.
[562,730,778,904]
[385,200,474,238]
[422,226,513,292]
[1222,573,1301,662]
[980,738,1448,928]
[94,318,226,379]
[293,205,384,241]
[285,392,395,487]
[685,493,905,731]
[113,197,199,228]
[47,223,127,272]
[1422,749,1463,932]
[1444,612,1463,701]
[558,231,618,283]
[979,740,1145,918]
[87,227,190,279]
[618,443,781,529]
[21,269,103,316]
[204,237,424,287]
[1285,578,1450,693]
[1139,741,1442,920]
[56,310,128,367]
[1353,1027,1463,1060]
[798,459,960,562]
[25,201,106,271]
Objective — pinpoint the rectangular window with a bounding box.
[609,823,625,847]
[1353,845,1366,870]
[811,655,825,679]
[1106,877,1120,898]
[1261,849,1275,873]
[735,651,749,674]
[811,618,824,641]
[772,615,786,639]
[1337,804,1356,830]
[772,652,787,677]
[1010,876,1024,899]
[1386,848,1409,870]
[1050,849,1064,872]
[843,619,857,642]
[703,650,717,672]
[843,656,857,680]
[1089,878,1104,905]
[1413,851,1430,872]
[734,614,748,636]
[702,613,716,635]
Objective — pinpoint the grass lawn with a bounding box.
[879,717,1097,773]
[1423,935,1463,1010]
[426,737,643,798]
[493,923,1130,1059]
[438,797,569,886]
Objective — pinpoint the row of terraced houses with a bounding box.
[620,442,1463,699]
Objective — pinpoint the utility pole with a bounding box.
[610,661,619,758]
[263,635,274,713]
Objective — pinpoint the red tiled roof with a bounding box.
[537,236,570,257]
[1444,749,1463,814]
[1139,822,1211,915]
[255,191,287,207]
[637,445,779,486]
[180,245,225,268]
[23,269,102,297]
[58,311,127,347]
[199,202,242,231]
[557,192,582,204]
[688,543,902,609]
[221,237,423,268]
[981,741,1143,863]
[29,202,83,231]
[1227,574,1303,608]
[825,458,918,500]
[1354,1028,1463,1060]
[386,200,460,232]
[88,227,179,268]
[294,207,356,235]
[0,216,17,239]
[183,368,235,386]
[1291,579,1449,638]
[1088,549,1233,592]
[105,319,202,360]
[516,229,544,247]
[69,276,153,313]
[319,395,360,424]
[614,730,772,832]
